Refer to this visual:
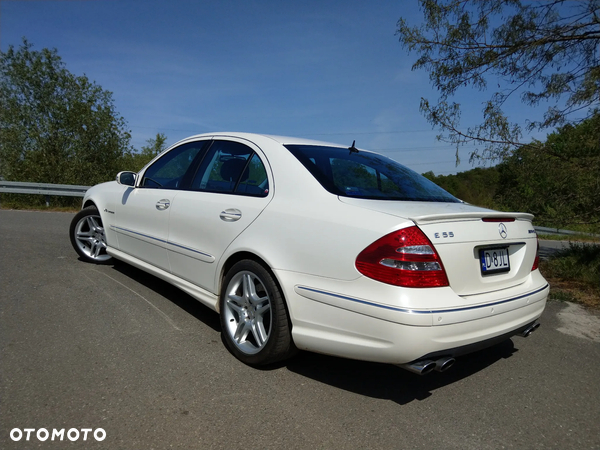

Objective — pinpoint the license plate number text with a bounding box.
[480,247,510,275]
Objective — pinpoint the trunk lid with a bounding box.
[340,198,538,296]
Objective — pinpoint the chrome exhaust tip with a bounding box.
[434,357,455,372]
[519,322,540,337]
[398,360,437,376]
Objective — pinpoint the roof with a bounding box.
[172,132,347,148]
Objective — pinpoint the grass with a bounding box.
[0,205,79,213]
[0,194,80,212]
[541,242,600,309]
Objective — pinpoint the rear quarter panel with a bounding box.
[223,193,411,281]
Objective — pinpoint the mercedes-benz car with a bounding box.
[69,132,548,374]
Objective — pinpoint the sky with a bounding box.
[0,0,547,175]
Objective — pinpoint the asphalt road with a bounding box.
[1,209,599,450]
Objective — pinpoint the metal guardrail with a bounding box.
[0,181,90,206]
[534,226,599,238]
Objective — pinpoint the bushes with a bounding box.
[541,243,600,308]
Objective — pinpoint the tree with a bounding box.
[496,113,600,229]
[120,133,168,172]
[140,132,168,159]
[422,166,501,209]
[0,39,133,186]
[397,0,600,162]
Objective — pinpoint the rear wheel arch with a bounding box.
[218,255,297,365]
[218,252,291,315]
[219,252,281,298]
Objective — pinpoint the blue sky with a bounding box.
[1,0,546,175]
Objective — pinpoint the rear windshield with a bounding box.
[285,145,460,203]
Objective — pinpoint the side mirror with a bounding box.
[116,171,136,187]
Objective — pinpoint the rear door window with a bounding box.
[235,153,270,196]
[191,140,269,197]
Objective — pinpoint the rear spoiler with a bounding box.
[410,211,534,225]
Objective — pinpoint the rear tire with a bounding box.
[69,206,113,264]
[220,260,295,366]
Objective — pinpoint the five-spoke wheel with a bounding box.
[69,206,113,264]
[220,260,295,365]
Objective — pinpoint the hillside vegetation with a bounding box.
[423,114,600,234]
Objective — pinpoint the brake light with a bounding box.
[482,217,516,222]
[355,226,449,288]
[532,238,540,271]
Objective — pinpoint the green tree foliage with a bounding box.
[424,114,600,231]
[0,39,133,185]
[496,114,600,229]
[397,1,600,162]
[141,133,168,159]
[121,133,169,172]
[422,166,500,209]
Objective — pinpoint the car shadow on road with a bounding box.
[106,260,517,404]
[109,260,221,332]
[285,340,518,405]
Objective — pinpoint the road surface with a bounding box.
[1,210,599,449]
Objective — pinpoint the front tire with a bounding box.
[220,260,295,366]
[69,206,113,264]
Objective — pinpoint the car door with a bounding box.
[166,138,273,293]
[114,141,208,271]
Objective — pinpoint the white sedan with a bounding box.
[69,132,548,374]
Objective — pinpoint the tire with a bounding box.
[69,206,113,264]
[220,260,296,366]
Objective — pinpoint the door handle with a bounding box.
[156,199,171,210]
[220,208,242,222]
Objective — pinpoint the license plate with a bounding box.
[479,247,510,275]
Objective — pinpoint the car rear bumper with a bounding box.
[276,269,549,365]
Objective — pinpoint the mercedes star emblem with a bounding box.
[498,223,508,239]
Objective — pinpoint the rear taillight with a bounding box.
[355,226,449,288]
[532,238,540,271]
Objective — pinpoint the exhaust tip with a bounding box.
[420,361,437,375]
[398,360,437,376]
[519,322,540,337]
[434,357,455,372]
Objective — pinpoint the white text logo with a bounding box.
[10,428,106,442]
